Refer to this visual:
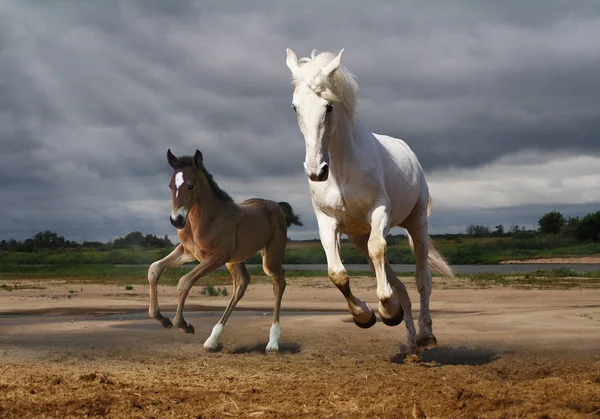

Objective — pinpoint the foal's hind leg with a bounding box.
[262,232,288,352]
[404,198,437,351]
[148,244,194,328]
[203,262,250,350]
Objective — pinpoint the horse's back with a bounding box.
[372,133,426,224]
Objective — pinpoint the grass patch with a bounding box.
[0,282,46,292]
[1,236,599,265]
[465,268,600,289]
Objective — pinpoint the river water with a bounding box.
[242,263,600,274]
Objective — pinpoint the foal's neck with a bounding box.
[188,195,232,232]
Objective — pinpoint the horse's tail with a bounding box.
[407,195,455,280]
[278,202,303,227]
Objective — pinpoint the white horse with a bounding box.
[285,48,455,356]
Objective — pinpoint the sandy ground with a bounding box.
[500,255,600,264]
[1,276,600,418]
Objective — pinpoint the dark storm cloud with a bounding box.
[1,0,599,241]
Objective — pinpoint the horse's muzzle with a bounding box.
[170,215,186,229]
[307,163,329,182]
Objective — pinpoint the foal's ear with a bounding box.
[167,149,178,169]
[193,149,203,168]
[321,48,344,78]
[286,48,299,75]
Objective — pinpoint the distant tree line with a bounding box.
[0,230,174,252]
[2,210,599,253]
[461,210,600,242]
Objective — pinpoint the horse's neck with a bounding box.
[328,113,363,177]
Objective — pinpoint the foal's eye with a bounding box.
[291,104,297,113]
[326,103,333,114]
[187,184,195,191]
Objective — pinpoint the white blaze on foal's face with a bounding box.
[174,172,184,198]
[169,169,194,228]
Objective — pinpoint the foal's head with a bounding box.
[166,149,232,229]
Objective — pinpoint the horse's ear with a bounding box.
[286,48,299,75]
[321,48,344,78]
[193,149,203,168]
[167,149,178,169]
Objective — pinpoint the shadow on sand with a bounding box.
[227,342,302,355]
[392,346,500,366]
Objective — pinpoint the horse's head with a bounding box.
[166,149,208,229]
[286,48,353,182]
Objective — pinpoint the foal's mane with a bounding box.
[293,50,359,120]
[172,156,233,202]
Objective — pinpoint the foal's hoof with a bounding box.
[353,311,377,329]
[160,317,173,329]
[380,307,404,327]
[416,335,437,351]
[265,342,279,352]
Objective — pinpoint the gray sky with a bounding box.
[1,0,599,242]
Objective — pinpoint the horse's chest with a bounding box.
[310,183,374,234]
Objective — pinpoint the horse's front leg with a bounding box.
[148,244,194,328]
[317,213,375,328]
[172,255,226,334]
[368,204,418,354]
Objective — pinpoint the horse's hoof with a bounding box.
[179,323,195,334]
[203,344,219,352]
[160,318,173,329]
[380,307,404,327]
[416,335,437,351]
[353,310,377,329]
[403,353,422,364]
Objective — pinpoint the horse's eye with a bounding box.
[187,184,195,191]
[326,103,333,114]
[291,104,297,113]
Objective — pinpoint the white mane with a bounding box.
[292,50,359,120]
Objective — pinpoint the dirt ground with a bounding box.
[1,276,600,418]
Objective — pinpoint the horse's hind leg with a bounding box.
[148,244,193,328]
[203,262,250,350]
[262,232,287,352]
[404,196,437,351]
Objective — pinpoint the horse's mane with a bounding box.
[292,50,359,120]
[172,156,233,202]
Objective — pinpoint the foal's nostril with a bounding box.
[317,164,329,182]
[170,215,185,228]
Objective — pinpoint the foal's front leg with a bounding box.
[172,255,226,334]
[148,244,194,328]
[317,213,375,328]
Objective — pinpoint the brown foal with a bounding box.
[148,149,302,351]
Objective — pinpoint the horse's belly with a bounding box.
[342,220,371,236]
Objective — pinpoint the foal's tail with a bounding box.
[407,196,456,280]
[278,202,303,228]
